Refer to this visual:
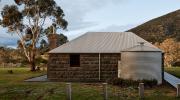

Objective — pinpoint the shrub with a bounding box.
[155,38,180,67]
[35,57,48,64]
[107,78,157,88]
[7,70,13,74]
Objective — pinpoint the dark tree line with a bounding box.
[39,34,68,55]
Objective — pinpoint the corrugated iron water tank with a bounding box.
[119,42,163,84]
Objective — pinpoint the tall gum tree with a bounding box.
[0,0,68,71]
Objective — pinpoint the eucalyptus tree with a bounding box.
[0,0,68,71]
[39,39,49,54]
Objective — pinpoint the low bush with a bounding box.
[35,57,48,64]
[107,78,157,88]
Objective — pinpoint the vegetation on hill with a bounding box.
[0,33,68,67]
[0,47,18,66]
[129,9,180,67]
[129,9,180,43]
[0,46,46,67]
[155,38,179,67]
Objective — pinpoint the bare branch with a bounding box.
[34,6,42,44]
[16,29,31,61]
[28,17,32,26]
[40,17,46,28]
[26,5,32,26]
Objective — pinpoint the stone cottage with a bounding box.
[48,32,163,83]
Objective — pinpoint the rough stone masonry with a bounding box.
[48,53,120,82]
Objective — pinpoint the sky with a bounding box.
[0,0,180,48]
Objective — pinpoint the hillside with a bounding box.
[129,9,180,43]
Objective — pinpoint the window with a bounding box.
[70,54,80,67]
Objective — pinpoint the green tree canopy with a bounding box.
[0,0,68,71]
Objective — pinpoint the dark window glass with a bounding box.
[70,54,80,67]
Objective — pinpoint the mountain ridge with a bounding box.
[128,9,180,43]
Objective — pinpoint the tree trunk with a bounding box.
[30,49,36,71]
[30,61,36,71]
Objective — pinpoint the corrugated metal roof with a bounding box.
[49,32,161,53]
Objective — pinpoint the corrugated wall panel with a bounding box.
[119,52,162,84]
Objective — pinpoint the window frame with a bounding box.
[69,54,80,67]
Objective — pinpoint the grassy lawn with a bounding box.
[165,67,180,78]
[0,68,178,100]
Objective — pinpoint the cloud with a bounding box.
[0,27,18,47]
[0,37,17,48]
[1,0,179,47]
[56,0,124,31]
[62,24,138,41]
[54,0,127,40]
[97,24,138,32]
[0,38,17,47]
[0,0,15,11]
[0,0,17,47]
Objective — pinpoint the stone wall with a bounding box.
[48,53,121,82]
[100,54,121,80]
